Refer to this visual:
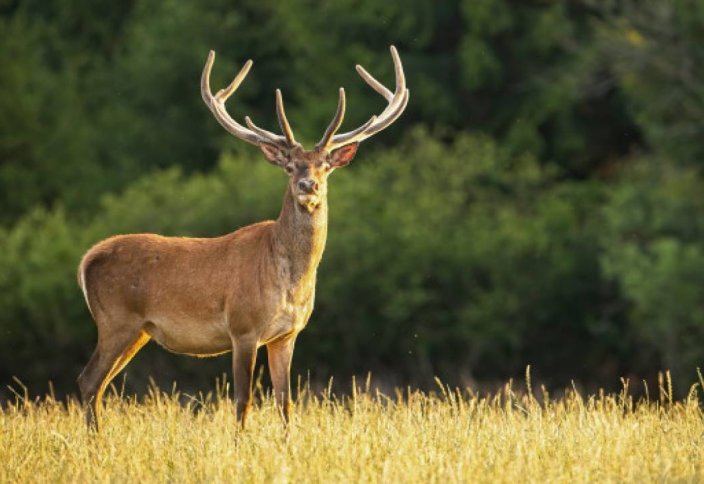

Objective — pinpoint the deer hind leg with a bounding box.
[78,328,151,431]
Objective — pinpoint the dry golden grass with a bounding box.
[2,371,703,483]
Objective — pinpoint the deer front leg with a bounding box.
[267,336,296,424]
[266,336,296,424]
[232,336,258,428]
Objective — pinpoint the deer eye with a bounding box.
[285,164,294,174]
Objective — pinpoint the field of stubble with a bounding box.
[2,372,703,483]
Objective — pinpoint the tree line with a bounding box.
[1,0,702,398]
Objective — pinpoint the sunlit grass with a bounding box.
[1,370,703,483]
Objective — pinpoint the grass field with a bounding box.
[2,371,703,483]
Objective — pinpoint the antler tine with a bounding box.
[275,89,298,146]
[358,88,410,137]
[316,88,347,151]
[329,115,377,146]
[324,45,409,152]
[200,50,219,107]
[201,50,292,148]
[355,65,393,101]
[390,45,406,94]
[241,90,299,146]
[353,45,405,102]
[244,116,287,143]
[217,58,253,103]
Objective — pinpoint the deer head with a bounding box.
[201,46,409,213]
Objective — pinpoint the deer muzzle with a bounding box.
[297,179,319,194]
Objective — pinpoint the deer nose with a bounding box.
[298,179,318,194]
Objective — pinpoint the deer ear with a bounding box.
[259,142,288,166]
[329,143,359,168]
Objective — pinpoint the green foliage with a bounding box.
[0,12,95,223]
[0,0,645,224]
[1,1,704,396]
[601,162,704,383]
[0,208,88,384]
[0,131,636,395]
[594,0,704,164]
[314,130,620,384]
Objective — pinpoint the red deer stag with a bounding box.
[77,46,409,430]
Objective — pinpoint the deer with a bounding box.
[76,46,409,431]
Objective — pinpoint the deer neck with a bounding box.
[272,185,328,288]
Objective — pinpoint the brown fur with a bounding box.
[77,145,356,430]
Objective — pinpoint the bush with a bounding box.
[3,129,703,397]
[600,161,704,386]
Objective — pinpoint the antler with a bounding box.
[202,47,407,153]
[316,45,410,152]
[201,50,299,149]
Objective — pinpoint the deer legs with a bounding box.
[80,329,287,431]
[267,336,296,424]
[78,328,151,431]
[231,335,296,428]
[232,336,258,428]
